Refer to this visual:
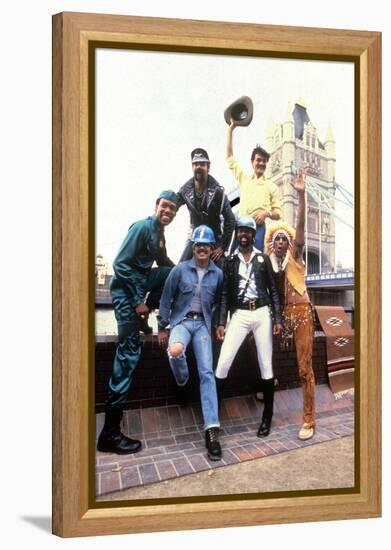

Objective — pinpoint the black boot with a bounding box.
[205,427,222,461]
[257,378,274,438]
[97,408,142,454]
[215,377,225,411]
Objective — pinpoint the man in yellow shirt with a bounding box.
[227,119,282,251]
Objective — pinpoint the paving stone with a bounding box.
[145,436,176,448]
[235,396,252,418]
[155,407,170,431]
[172,457,194,476]
[219,401,230,421]
[254,441,278,456]
[179,406,196,427]
[225,425,251,435]
[221,448,240,465]
[266,439,288,452]
[183,444,208,456]
[125,409,143,436]
[100,471,121,494]
[121,466,141,488]
[278,437,301,450]
[167,406,183,430]
[95,385,356,496]
[231,446,253,461]
[139,463,160,485]
[141,407,157,434]
[155,460,177,481]
[242,443,266,458]
[244,396,262,416]
[175,432,203,444]
[190,403,204,425]
[96,462,119,473]
[164,442,195,452]
[224,397,241,418]
[187,454,210,471]
[153,451,187,462]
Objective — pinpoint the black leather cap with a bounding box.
[224,96,254,126]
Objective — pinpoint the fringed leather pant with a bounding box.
[283,303,316,428]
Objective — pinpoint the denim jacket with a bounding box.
[158,257,223,332]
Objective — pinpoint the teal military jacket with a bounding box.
[110,215,174,308]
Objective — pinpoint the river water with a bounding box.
[96,308,158,335]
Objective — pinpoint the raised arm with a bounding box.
[226,119,237,159]
[290,168,306,259]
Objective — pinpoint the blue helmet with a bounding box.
[236,215,256,232]
[191,225,216,244]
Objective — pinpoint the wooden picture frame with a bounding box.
[52,11,381,537]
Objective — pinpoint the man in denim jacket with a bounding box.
[158,225,223,460]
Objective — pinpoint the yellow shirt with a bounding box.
[227,156,282,219]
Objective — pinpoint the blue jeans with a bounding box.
[168,318,220,430]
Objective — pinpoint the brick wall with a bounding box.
[95,333,328,412]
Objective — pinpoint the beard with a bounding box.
[194,170,206,184]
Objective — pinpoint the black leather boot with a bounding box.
[257,378,274,438]
[215,377,225,411]
[97,408,142,454]
[205,427,222,461]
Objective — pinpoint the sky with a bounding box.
[96,48,354,271]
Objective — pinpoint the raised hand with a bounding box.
[291,167,306,193]
[229,118,237,131]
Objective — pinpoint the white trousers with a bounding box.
[215,306,273,380]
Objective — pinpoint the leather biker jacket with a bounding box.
[177,175,235,251]
[218,251,282,326]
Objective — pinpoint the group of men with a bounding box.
[97,119,317,462]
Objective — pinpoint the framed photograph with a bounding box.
[52,12,381,537]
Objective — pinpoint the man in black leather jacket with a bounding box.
[177,148,235,265]
[215,216,283,437]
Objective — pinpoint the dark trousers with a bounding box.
[107,266,172,408]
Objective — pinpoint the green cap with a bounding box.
[157,189,180,205]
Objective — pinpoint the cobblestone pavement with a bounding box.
[95,384,354,497]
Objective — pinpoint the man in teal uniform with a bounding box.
[97,190,179,455]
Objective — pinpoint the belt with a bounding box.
[185,311,204,319]
[237,299,262,311]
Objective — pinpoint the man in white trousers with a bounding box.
[215,216,283,437]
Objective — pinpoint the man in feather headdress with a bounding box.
[265,168,316,440]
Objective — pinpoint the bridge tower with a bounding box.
[265,99,336,273]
